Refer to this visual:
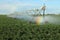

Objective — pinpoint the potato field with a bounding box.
[0,15,60,40]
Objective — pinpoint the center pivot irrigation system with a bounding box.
[25,0,46,16]
[41,3,46,16]
[8,0,47,25]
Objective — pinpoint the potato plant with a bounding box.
[0,15,60,40]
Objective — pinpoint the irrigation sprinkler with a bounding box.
[43,3,46,16]
[41,3,46,17]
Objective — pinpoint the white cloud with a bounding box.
[0,4,17,14]
[0,1,41,14]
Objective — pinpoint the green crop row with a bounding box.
[0,15,60,40]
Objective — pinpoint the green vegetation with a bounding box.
[0,15,60,40]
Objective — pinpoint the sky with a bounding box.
[0,0,60,14]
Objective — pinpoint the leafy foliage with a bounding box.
[0,15,60,40]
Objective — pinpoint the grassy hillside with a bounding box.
[0,15,60,40]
